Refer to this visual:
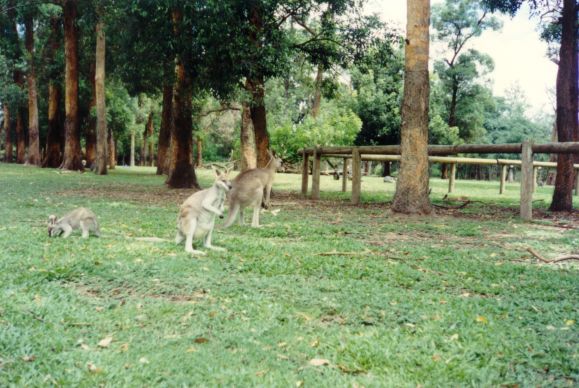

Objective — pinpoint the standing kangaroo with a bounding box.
[223,150,281,228]
[176,167,232,255]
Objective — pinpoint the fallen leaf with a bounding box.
[277,342,287,348]
[22,355,35,362]
[432,354,442,362]
[255,370,267,377]
[309,358,330,366]
[98,336,113,348]
[139,357,149,364]
[80,344,90,351]
[295,381,304,387]
[475,316,488,324]
[186,347,197,353]
[119,343,129,352]
[194,337,209,344]
[87,362,103,373]
[565,320,575,326]
[310,339,320,348]
[449,334,459,341]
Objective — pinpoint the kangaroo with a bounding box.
[48,207,100,238]
[223,150,281,228]
[175,166,232,255]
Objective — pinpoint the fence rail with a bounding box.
[300,141,579,220]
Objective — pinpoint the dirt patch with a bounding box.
[61,186,579,227]
[65,281,210,304]
[58,184,194,207]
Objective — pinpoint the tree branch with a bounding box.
[526,248,579,263]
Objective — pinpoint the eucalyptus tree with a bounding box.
[483,0,578,211]
[431,0,501,131]
[22,1,41,165]
[350,33,404,147]
[41,12,64,168]
[202,0,374,168]
[0,0,26,163]
[59,0,83,170]
[391,0,432,215]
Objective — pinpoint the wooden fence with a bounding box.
[300,141,579,220]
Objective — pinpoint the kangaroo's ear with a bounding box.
[48,215,57,225]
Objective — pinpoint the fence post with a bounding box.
[499,164,507,194]
[301,151,309,197]
[311,147,321,200]
[342,158,349,192]
[575,169,579,196]
[351,147,361,204]
[520,140,534,221]
[448,163,457,193]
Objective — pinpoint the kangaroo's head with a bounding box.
[47,215,62,237]
[211,165,232,192]
[266,150,282,171]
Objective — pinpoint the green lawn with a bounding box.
[0,163,577,386]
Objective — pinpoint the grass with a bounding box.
[0,163,577,386]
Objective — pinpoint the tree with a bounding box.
[24,7,41,165]
[165,6,198,189]
[550,0,577,211]
[391,0,432,215]
[350,34,404,147]
[60,0,83,170]
[42,15,64,168]
[432,0,501,130]
[482,0,578,211]
[94,9,107,175]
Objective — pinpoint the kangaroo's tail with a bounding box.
[222,202,240,228]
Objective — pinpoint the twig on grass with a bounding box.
[433,200,482,210]
[317,249,373,257]
[526,248,579,264]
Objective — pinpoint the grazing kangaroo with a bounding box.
[175,166,232,255]
[48,207,100,238]
[223,150,281,228]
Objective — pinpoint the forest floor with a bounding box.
[0,163,577,386]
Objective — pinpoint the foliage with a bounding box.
[0,164,577,386]
[269,97,362,163]
[431,0,502,144]
[484,85,552,158]
[349,33,404,146]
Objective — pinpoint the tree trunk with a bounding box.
[166,8,198,189]
[42,16,63,168]
[156,83,172,175]
[95,18,107,175]
[392,0,432,215]
[142,112,154,166]
[546,122,557,185]
[25,14,41,166]
[107,127,116,169]
[240,99,257,171]
[382,161,391,177]
[247,77,270,168]
[61,0,83,171]
[247,6,270,168]
[311,63,323,118]
[43,83,63,167]
[85,63,97,168]
[130,131,135,167]
[550,0,578,211]
[3,105,12,162]
[15,107,25,164]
